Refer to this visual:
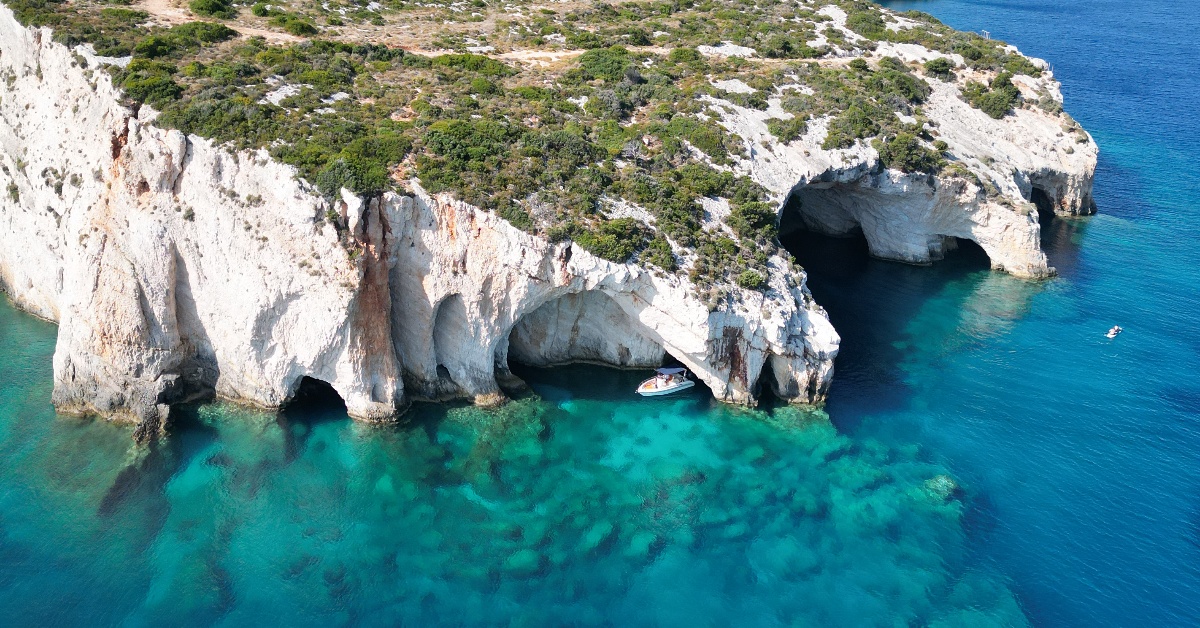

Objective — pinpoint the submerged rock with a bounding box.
[925,474,961,501]
[579,520,616,554]
[503,549,543,578]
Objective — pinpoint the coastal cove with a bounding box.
[0,2,1199,628]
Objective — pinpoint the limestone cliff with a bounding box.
[0,3,1097,433]
[0,6,837,432]
[705,32,1096,278]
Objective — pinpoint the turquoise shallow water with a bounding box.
[0,307,1021,625]
[3,0,1200,625]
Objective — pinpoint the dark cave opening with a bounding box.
[1030,185,1085,273]
[946,236,992,268]
[284,376,348,416]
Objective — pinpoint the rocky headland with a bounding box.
[0,0,1095,437]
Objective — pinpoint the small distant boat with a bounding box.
[637,367,695,397]
[1106,325,1123,339]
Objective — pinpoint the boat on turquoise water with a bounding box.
[636,367,695,396]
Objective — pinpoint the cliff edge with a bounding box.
[0,1,1095,435]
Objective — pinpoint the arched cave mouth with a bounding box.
[499,291,711,402]
[777,187,993,416]
[431,293,470,393]
[1030,184,1083,272]
[282,376,348,420]
[777,187,991,282]
[277,377,347,462]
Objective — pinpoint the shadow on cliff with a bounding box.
[1033,187,1090,278]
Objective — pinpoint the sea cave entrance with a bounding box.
[279,376,348,460]
[432,293,470,392]
[777,186,993,415]
[284,376,348,416]
[498,291,709,402]
[1030,184,1084,274]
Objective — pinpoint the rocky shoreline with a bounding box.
[0,2,1095,437]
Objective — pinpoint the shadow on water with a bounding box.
[96,407,220,547]
[780,228,992,425]
[278,377,351,463]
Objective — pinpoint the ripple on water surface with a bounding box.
[0,297,1028,625]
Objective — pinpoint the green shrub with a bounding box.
[728,200,777,241]
[188,0,235,20]
[497,203,533,230]
[924,57,954,78]
[822,105,880,149]
[431,53,513,76]
[573,217,647,262]
[567,30,606,49]
[878,56,907,72]
[761,35,821,59]
[643,235,676,270]
[736,269,767,290]
[123,73,182,107]
[469,77,501,95]
[132,23,235,58]
[269,14,319,36]
[170,21,238,43]
[578,46,632,82]
[133,35,176,58]
[876,133,945,173]
[845,10,887,40]
[314,133,412,197]
[98,7,147,25]
[668,47,701,63]
[962,71,1020,118]
[662,114,742,163]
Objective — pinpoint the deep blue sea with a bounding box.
[2,0,1199,625]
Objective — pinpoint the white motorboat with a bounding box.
[637,367,695,397]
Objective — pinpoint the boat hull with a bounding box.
[636,380,696,396]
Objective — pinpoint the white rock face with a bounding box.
[0,7,839,430]
[704,49,1097,278]
[507,291,665,369]
[0,3,1098,431]
[382,186,837,407]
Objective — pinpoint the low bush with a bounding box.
[736,269,767,290]
[578,46,631,82]
[188,0,235,20]
[431,53,514,77]
[962,71,1020,118]
[823,104,880,149]
[845,9,887,40]
[573,218,647,262]
[876,132,945,173]
[923,57,954,79]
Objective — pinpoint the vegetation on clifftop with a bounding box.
[3,0,1052,298]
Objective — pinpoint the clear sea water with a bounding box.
[2,0,1199,625]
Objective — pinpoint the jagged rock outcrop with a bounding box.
[0,6,838,429]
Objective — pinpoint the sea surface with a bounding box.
[2,0,1199,625]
